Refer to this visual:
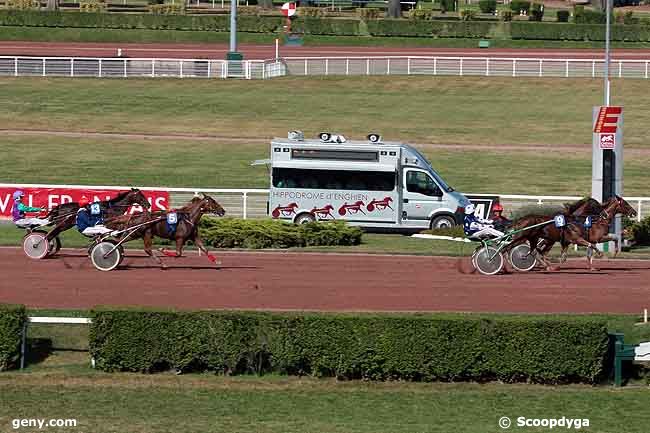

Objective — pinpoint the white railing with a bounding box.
[0,56,286,79]
[1,183,649,222]
[283,56,650,79]
[3,56,649,79]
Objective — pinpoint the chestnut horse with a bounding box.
[104,194,225,268]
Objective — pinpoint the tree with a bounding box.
[387,0,400,18]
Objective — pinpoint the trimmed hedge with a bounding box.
[511,22,650,41]
[89,309,610,384]
[367,19,493,38]
[199,217,363,249]
[0,304,27,371]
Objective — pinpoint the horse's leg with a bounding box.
[46,215,74,241]
[194,234,219,265]
[144,231,165,268]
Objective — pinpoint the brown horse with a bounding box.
[45,188,151,243]
[510,198,603,270]
[558,195,637,269]
[104,194,225,268]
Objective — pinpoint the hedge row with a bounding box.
[511,22,650,41]
[0,304,27,371]
[89,309,610,384]
[2,10,650,41]
[199,217,363,249]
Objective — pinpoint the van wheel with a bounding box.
[430,215,455,229]
[295,213,316,225]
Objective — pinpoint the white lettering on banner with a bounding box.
[0,194,10,213]
[155,197,166,210]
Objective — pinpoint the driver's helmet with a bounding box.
[13,190,25,200]
[465,203,476,215]
[492,203,504,213]
[78,196,90,207]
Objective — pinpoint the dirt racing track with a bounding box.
[0,247,649,314]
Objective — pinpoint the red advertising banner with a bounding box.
[0,187,169,219]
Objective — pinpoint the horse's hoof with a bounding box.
[547,266,560,272]
[590,267,599,272]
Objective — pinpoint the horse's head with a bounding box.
[199,194,226,217]
[127,188,151,210]
[614,195,637,218]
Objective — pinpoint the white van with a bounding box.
[267,131,470,230]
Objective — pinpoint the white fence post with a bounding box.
[592,60,595,78]
[485,58,489,77]
[243,192,248,219]
[123,59,127,78]
[14,57,18,77]
[346,59,349,76]
[71,58,74,77]
[619,61,622,78]
[304,59,308,76]
[539,59,542,77]
[386,58,390,75]
[325,58,329,76]
[151,59,155,78]
[407,57,411,75]
[366,58,370,75]
[180,60,183,78]
[459,58,463,76]
[98,59,102,78]
[208,61,212,78]
[512,59,516,77]
[433,57,437,76]
[565,60,569,78]
[646,61,648,79]
[42,58,45,77]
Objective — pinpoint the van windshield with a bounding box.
[409,148,454,192]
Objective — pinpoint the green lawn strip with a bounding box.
[5,25,650,48]
[1,376,650,433]
[1,77,649,148]
[2,133,650,195]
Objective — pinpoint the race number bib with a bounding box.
[554,215,566,228]
[583,216,592,228]
[167,212,178,224]
[90,203,101,215]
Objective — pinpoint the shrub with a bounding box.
[573,5,605,24]
[148,4,184,15]
[4,0,40,9]
[501,10,512,21]
[510,0,530,14]
[616,10,639,25]
[236,6,260,16]
[90,308,610,384]
[0,304,27,371]
[460,8,476,21]
[199,217,362,249]
[556,10,569,23]
[297,6,324,18]
[529,3,543,21]
[440,0,456,13]
[478,0,496,14]
[79,0,106,13]
[628,216,650,245]
[408,8,434,20]
[357,7,380,20]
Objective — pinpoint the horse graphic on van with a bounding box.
[366,197,393,212]
[310,204,335,219]
[271,202,298,218]
[338,201,366,216]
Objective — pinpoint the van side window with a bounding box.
[273,168,395,191]
[406,171,442,197]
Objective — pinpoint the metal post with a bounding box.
[42,58,45,77]
[386,58,390,75]
[605,0,611,106]
[539,59,542,77]
[459,58,463,76]
[229,0,237,53]
[565,60,569,78]
[407,57,411,75]
[14,57,18,77]
[618,61,622,78]
[275,38,279,60]
[325,58,329,76]
[152,59,155,78]
[512,59,516,77]
[592,60,595,78]
[304,59,307,75]
[346,59,349,76]
[242,192,248,219]
[366,59,370,75]
[180,60,183,78]
[433,57,437,75]
[99,59,102,78]
[207,60,211,78]
[71,58,74,77]
[20,323,27,370]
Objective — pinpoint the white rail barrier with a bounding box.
[21,316,92,369]
[283,56,650,79]
[3,56,649,79]
[0,56,286,79]
[1,183,649,222]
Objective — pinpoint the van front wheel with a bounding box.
[430,215,455,229]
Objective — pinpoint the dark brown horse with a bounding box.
[558,195,636,269]
[104,194,225,268]
[510,198,603,270]
[45,188,151,243]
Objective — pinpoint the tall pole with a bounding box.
[604,0,611,106]
[229,0,237,53]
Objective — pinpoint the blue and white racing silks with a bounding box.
[464,213,493,236]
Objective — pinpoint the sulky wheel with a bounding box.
[473,246,504,276]
[509,244,537,272]
[90,241,122,272]
[23,231,50,260]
